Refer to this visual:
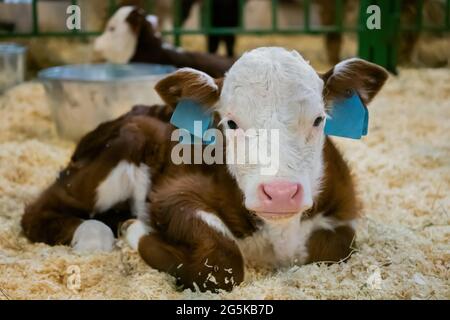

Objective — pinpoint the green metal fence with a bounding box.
[0,0,449,71]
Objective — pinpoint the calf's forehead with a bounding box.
[109,6,134,26]
[220,48,324,122]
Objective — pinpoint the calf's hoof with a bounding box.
[119,219,150,251]
[71,220,115,253]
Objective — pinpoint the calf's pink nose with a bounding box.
[258,181,303,213]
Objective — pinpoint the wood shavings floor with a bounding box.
[0,68,449,299]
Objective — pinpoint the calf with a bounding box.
[22,47,387,292]
[94,6,235,78]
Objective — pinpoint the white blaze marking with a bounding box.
[196,210,234,239]
[95,161,150,221]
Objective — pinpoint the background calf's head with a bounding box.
[156,47,388,223]
[94,6,159,63]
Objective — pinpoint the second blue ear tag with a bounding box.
[170,99,215,144]
[324,92,369,139]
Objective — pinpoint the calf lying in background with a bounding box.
[22,47,387,292]
[94,6,235,78]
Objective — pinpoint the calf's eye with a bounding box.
[227,120,239,130]
[313,116,325,127]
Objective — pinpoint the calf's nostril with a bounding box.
[261,185,273,201]
[290,184,301,199]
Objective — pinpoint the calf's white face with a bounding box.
[155,47,388,223]
[219,48,326,220]
[94,6,137,63]
[94,6,159,64]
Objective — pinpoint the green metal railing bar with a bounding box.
[31,0,39,36]
[416,0,424,31]
[303,0,310,33]
[172,0,182,46]
[447,0,450,29]
[108,0,117,18]
[272,0,278,32]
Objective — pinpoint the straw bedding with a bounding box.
[0,68,448,300]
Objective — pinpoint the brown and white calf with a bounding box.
[94,6,235,78]
[22,47,387,292]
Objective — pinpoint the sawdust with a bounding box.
[0,68,449,300]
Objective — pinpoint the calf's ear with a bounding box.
[155,68,223,108]
[146,15,159,31]
[320,58,388,106]
[126,7,147,34]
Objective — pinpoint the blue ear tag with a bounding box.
[170,99,216,144]
[324,92,369,139]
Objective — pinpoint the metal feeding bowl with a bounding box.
[0,43,26,93]
[39,63,176,141]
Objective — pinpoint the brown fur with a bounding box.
[320,59,388,106]
[154,69,223,108]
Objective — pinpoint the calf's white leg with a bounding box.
[121,219,151,251]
